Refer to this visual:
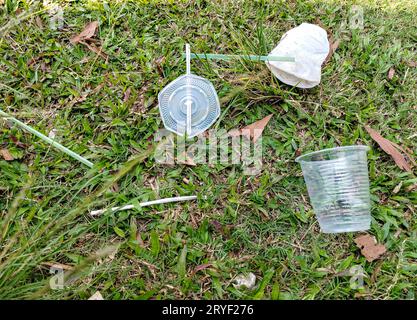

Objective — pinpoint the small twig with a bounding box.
[90,195,197,217]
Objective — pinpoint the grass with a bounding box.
[0,0,416,300]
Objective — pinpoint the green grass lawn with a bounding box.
[0,0,416,300]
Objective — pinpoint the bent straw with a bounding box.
[0,109,94,168]
[89,195,197,216]
[184,53,295,62]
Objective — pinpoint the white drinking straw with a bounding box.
[185,44,192,136]
[89,195,197,217]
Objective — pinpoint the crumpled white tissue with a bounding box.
[266,23,330,88]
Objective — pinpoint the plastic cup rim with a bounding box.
[295,145,370,163]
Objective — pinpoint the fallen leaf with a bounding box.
[406,61,417,68]
[387,67,395,80]
[123,87,131,103]
[320,22,340,66]
[354,234,386,262]
[388,140,417,167]
[70,21,99,44]
[365,126,415,172]
[80,41,108,60]
[325,38,340,64]
[88,291,104,300]
[229,114,273,143]
[0,149,14,161]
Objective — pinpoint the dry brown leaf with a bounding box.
[70,21,99,44]
[0,149,14,161]
[229,114,273,143]
[406,61,417,68]
[88,291,104,300]
[365,126,414,172]
[389,140,417,167]
[321,23,340,65]
[354,234,386,262]
[326,39,340,64]
[387,67,395,80]
[80,41,108,60]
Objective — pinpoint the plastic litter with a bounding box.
[158,44,220,138]
[0,109,93,168]
[233,273,257,290]
[90,195,197,217]
[186,53,294,62]
[296,146,371,233]
[266,23,329,88]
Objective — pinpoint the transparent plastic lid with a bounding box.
[158,44,220,138]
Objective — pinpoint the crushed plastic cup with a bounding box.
[295,146,371,233]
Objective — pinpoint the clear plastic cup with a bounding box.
[295,145,371,233]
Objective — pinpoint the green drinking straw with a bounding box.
[184,53,295,62]
[0,109,94,168]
